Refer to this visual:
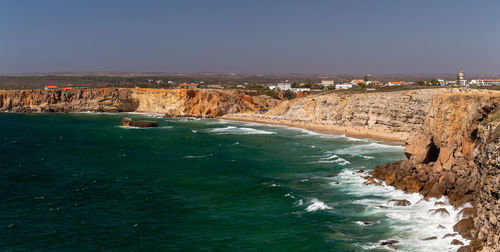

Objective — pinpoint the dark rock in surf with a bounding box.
[456,208,476,220]
[422,236,437,240]
[451,239,464,245]
[428,208,450,217]
[457,245,471,252]
[453,217,474,240]
[434,201,447,206]
[387,199,411,206]
[359,220,375,226]
[120,117,158,128]
[379,240,399,250]
[443,233,457,238]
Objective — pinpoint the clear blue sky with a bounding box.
[1,0,499,74]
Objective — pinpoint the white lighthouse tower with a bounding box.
[457,70,467,86]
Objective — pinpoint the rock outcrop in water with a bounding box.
[120,117,158,128]
[0,88,278,116]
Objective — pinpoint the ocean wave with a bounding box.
[182,154,214,159]
[207,126,276,135]
[124,112,164,118]
[315,154,351,166]
[335,143,404,155]
[305,198,332,212]
[335,168,470,251]
[118,125,171,130]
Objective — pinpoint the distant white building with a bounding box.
[335,84,353,90]
[388,81,406,86]
[270,82,292,91]
[366,80,381,85]
[321,80,335,86]
[470,79,500,86]
[291,88,310,92]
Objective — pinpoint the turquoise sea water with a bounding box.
[0,113,467,251]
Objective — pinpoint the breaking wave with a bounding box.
[333,169,470,251]
[306,198,332,212]
[207,126,276,135]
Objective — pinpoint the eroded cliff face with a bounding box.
[265,89,452,139]
[0,88,278,116]
[371,92,500,251]
[0,88,138,112]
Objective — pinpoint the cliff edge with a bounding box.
[0,88,278,116]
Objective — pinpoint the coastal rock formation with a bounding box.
[371,92,499,251]
[0,88,278,116]
[224,88,499,251]
[120,117,158,128]
[0,88,138,112]
[225,89,456,142]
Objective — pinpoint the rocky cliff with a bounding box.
[225,88,499,251]
[0,88,278,116]
[226,89,457,142]
[370,91,500,251]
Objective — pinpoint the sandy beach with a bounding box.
[222,114,410,143]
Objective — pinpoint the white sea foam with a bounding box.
[124,112,164,118]
[207,126,276,135]
[306,198,332,212]
[182,154,214,159]
[315,154,351,166]
[72,111,120,115]
[203,119,230,125]
[295,199,304,206]
[335,143,404,156]
[334,168,470,251]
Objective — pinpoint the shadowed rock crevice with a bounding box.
[423,138,440,164]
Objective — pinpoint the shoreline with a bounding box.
[222,115,409,144]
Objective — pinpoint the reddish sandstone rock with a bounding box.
[453,217,475,240]
[404,133,433,162]
[427,183,446,199]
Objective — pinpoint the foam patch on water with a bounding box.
[334,169,470,251]
[124,112,164,118]
[316,154,351,166]
[335,143,404,156]
[207,126,276,135]
[306,198,332,212]
[183,154,214,159]
[202,119,230,125]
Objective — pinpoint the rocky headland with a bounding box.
[1,87,498,251]
[225,88,499,251]
[0,88,278,116]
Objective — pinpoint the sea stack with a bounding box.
[120,117,158,128]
